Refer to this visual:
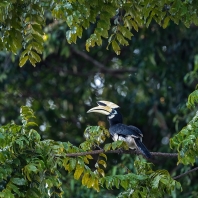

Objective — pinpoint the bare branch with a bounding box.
[44,19,65,32]
[72,48,137,74]
[65,149,178,158]
[173,167,198,180]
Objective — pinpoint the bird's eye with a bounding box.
[112,109,117,114]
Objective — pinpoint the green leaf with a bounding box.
[76,26,83,38]
[74,165,84,180]
[116,33,129,46]
[95,28,108,38]
[83,156,89,164]
[82,172,89,185]
[113,177,120,189]
[98,160,107,168]
[26,187,41,198]
[151,174,161,188]
[26,122,38,127]
[86,155,93,160]
[119,26,133,39]
[87,174,95,188]
[97,168,105,177]
[104,176,113,189]
[120,179,128,190]
[30,51,41,62]
[27,164,38,172]
[19,56,28,67]
[66,26,80,44]
[1,189,14,198]
[131,20,138,32]
[163,16,170,29]
[112,40,120,55]
[187,89,198,109]
[69,158,77,171]
[104,143,111,151]
[27,42,43,54]
[23,164,38,181]
[93,178,100,192]
[32,33,44,43]
[7,183,21,196]
[99,153,107,161]
[29,56,37,67]
[112,141,123,150]
[97,20,110,30]
[32,24,43,35]
[11,178,26,186]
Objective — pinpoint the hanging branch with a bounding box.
[173,167,198,180]
[72,47,137,74]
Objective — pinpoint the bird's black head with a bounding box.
[87,100,123,126]
[107,108,123,126]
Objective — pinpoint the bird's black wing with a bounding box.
[128,125,143,137]
[109,123,142,138]
[109,124,151,158]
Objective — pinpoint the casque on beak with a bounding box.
[87,101,119,115]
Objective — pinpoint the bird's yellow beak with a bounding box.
[87,101,119,115]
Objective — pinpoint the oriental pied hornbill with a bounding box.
[87,101,151,158]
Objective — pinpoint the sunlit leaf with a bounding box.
[98,160,107,168]
[82,172,89,186]
[112,40,120,55]
[11,178,26,186]
[104,143,111,151]
[99,153,107,161]
[74,165,84,180]
[69,158,77,171]
[19,56,28,67]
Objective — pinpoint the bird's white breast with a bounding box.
[112,134,139,149]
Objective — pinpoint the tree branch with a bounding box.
[65,149,178,158]
[173,167,198,180]
[72,48,137,74]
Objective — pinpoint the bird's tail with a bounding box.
[134,139,151,158]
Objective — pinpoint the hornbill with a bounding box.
[87,101,151,158]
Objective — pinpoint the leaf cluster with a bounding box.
[0,106,64,197]
[0,106,183,197]
[186,88,198,109]
[80,126,110,151]
[0,0,46,67]
[170,87,198,165]
[0,108,109,196]
[170,110,198,165]
[1,0,198,65]
[101,159,181,198]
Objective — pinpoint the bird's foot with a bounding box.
[96,145,103,150]
[117,148,124,154]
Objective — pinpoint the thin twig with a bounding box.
[72,48,137,74]
[173,167,198,180]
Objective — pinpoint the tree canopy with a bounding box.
[1,0,198,66]
[0,0,198,197]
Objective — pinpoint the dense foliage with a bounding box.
[0,106,182,197]
[170,89,198,165]
[0,0,198,197]
[1,0,198,66]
